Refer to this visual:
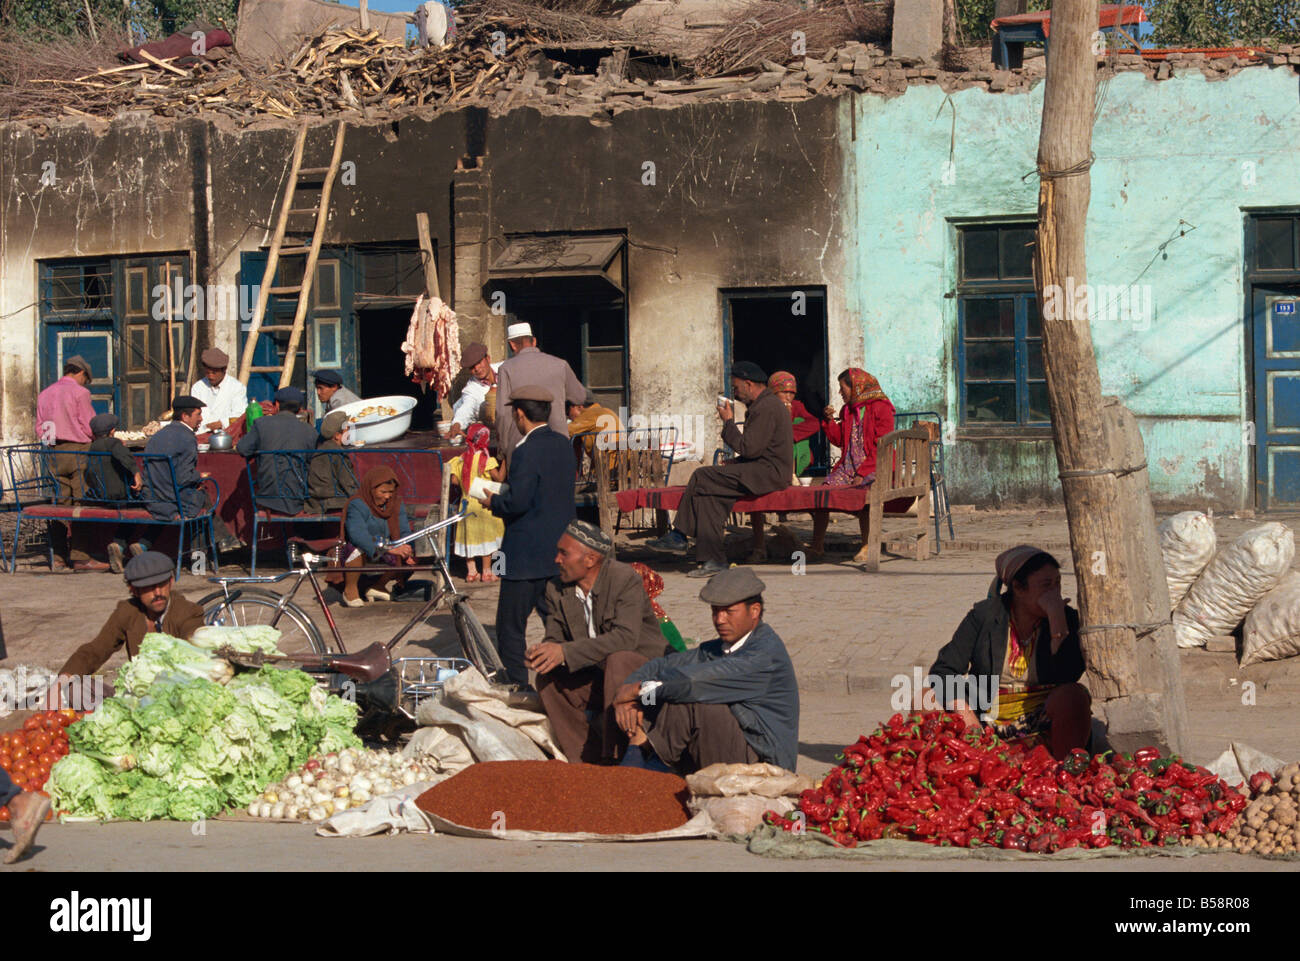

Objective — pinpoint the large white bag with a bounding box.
[1173,523,1294,649]
[1159,511,1217,609]
[1242,570,1300,666]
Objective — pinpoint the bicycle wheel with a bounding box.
[450,595,507,682]
[197,589,328,658]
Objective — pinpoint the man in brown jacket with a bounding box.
[648,361,794,577]
[527,520,668,763]
[493,322,586,462]
[58,551,205,679]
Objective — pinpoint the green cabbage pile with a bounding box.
[48,648,361,821]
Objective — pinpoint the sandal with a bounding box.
[341,595,365,608]
[465,572,481,583]
[481,572,498,583]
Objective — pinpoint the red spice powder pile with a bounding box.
[416,760,691,835]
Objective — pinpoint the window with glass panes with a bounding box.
[957,224,1049,426]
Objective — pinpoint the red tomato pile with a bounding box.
[765,710,1250,852]
[0,709,82,821]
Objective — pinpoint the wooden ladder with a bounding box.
[239,121,347,388]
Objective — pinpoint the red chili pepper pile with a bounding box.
[764,711,1249,852]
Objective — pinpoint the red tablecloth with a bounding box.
[615,485,916,514]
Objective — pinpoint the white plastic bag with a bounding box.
[1242,570,1300,666]
[1173,523,1295,649]
[1158,511,1217,610]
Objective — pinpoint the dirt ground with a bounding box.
[1,507,1297,871]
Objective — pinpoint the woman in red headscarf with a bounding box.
[445,423,505,583]
[808,368,896,558]
[339,466,416,607]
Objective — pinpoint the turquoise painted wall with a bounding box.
[847,66,1300,508]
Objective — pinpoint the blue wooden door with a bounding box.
[41,323,115,416]
[1253,286,1300,509]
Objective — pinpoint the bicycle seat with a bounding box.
[326,642,391,683]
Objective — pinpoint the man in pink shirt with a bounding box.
[34,356,108,571]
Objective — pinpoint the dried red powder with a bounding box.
[416,760,691,835]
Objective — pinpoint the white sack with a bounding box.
[1158,511,1217,609]
[1172,523,1294,649]
[1242,570,1300,666]
[685,763,813,799]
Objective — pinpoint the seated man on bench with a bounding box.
[647,362,793,577]
[613,568,799,775]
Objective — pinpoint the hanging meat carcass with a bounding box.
[402,293,460,397]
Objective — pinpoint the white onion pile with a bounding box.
[246,748,440,820]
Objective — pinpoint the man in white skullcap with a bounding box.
[493,321,585,462]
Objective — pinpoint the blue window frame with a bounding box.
[956,224,1048,427]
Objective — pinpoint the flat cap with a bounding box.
[89,412,120,436]
[563,519,613,556]
[507,384,554,404]
[313,369,343,387]
[124,550,175,588]
[200,347,229,369]
[274,386,307,406]
[171,394,204,412]
[731,361,767,384]
[460,342,488,369]
[698,567,766,606]
[320,409,349,440]
[65,355,92,377]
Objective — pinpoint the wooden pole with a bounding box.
[1032,0,1186,753]
[164,262,177,401]
[416,211,454,421]
[359,0,370,31]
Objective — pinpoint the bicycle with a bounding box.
[197,509,507,727]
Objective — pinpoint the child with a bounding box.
[445,423,505,583]
[85,413,146,573]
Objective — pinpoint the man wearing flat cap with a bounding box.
[35,354,101,570]
[191,347,247,432]
[446,342,499,442]
[494,321,586,462]
[313,369,360,414]
[144,394,240,552]
[612,567,799,774]
[477,384,576,686]
[529,520,669,763]
[648,361,794,577]
[237,386,320,516]
[56,551,206,679]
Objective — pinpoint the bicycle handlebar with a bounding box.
[375,506,469,550]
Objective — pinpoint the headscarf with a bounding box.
[989,544,1057,599]
[630,561,667,621]
[350,466,403,540]
[768,371,797,395]
[843,368,889,407]
[460,423,490,492]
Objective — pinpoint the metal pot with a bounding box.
[208,429,234,451]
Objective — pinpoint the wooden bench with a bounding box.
[859,427,933,571]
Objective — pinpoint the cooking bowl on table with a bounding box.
[335,395,418,445]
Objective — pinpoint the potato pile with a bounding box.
[1209,762,1300,855]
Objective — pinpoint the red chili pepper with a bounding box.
[1134,747,1161,764]
[1090,834,1111,848]
[1113,798,1157,828]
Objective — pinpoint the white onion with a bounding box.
[339,757,356,777]
[262,790,279,804]
[323,755,340,771]
[335,786,350,799]
[351,790,371,804]
[258,801,273,818]
[247,801,259,817]
[286,775,302,789]
[308,805,326,821]
[301,771,316,787]
[271,802,286,820]
[401,770,417,786]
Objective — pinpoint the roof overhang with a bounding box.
[486,233,626,299]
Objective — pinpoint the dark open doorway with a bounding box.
[356,306,440,432]
[516,300,628,413]
[723,288,830,473]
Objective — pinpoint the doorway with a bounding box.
[513,300,628,413]
[356,306,440,432]
[722,287,829,472]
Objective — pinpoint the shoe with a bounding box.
[341,595,365,608]
[128,542,148,558]
[106,542,125,574]
[686,561,729,579]
[72,559,111,572]
[216,536,243,553]
[365,587,392,602]
[50,557,71,572]
[646,530,689,555]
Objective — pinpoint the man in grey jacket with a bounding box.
[529,520,670,764]
[236,387,319,515]
[613,568,799,774]
[493,322,586,462]
[648,361,794,577]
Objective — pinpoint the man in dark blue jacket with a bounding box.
[236,386,319,515]
[478,384,576,686]
[143,395,240,553]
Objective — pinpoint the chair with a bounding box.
[893,409,955,551]
[860,428,933,572]
[245,448,349,575]
[593,427,679,536]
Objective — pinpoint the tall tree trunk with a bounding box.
[1033,0,1187,753]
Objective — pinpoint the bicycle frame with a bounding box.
[207,507,470,659]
